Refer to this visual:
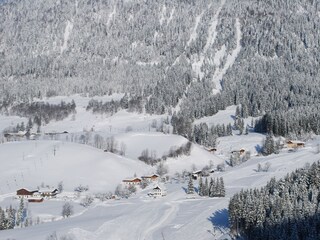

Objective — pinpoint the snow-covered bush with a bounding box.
[80,196,94,208]
[62,202,73,218]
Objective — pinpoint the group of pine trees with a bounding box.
[10,100,76,125]
[0,199,28,231]
[262,133,282,156]
[229,151,251,167]
[255,110,320,137]
[198,176,225,197]
[187,176,225,198]
[138,141,192,166]
[86,94,144,115]
[229,161,320,239]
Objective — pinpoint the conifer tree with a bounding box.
[198,177,204,196]
[219,177,225,197]
[187,176,194,194]
[204,178,209,196]
[0,207,6,230]
[209,178,215,197]
[263,133,275,155]
[16,199,24,227]
[7,205,16,229]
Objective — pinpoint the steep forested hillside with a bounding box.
[1,0,320,136]
[229,161,320,239]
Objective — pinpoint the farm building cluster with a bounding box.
[122,174,167,197]
[16,188,59,203]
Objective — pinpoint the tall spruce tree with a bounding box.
[187,176,194,194]
[263,133,275,155]
[198,177,204,196]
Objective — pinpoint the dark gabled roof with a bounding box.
[141,174,159,178]
[16,188,39,195]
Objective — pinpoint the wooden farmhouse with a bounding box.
[207,147,217,153]
[231,148,246,156]
[286,140,305,149]
[39,188,59,198]
[149,185,167,197]
[141,174,159,182]
[192,170,203,180]
[16,188,39,198]
[122,178,142,185]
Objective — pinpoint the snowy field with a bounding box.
[0,135,319,239]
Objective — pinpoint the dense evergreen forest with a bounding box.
[229,161,320,239]
[1,0,320,136]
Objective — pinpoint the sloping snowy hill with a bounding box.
[114,132,189,160]
[0,138,319,240]
[0,140,152,194]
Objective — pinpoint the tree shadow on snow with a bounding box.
[255,144,262,154]
[208,208,229,229]
[181,186,187,193]
[181,186,198,194]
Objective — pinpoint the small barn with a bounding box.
[231,148,246,156]
[286,140,305,149]
[192,170,202,180]
[207,148,217,153]
[141,174,159,182]
[28,198,44,203]
[39,188,59,198]
[122,178,142,185]
[16,188,38,198]
[149,185,167,197]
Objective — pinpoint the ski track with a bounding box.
[159,4,166,25]
[186,11,205,47]
[141,201,178,240]
[107,6,116,27]
[192,1,225,80]
[212,18,242,94]
[173,1,225,113]
[61,20,73,54]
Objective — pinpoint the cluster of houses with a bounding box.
[122,174,167,197]
[16,188,59,203]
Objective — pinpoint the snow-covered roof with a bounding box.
[122,178,142,182]
[287,140,305,144]
[38,188,58,193]
[141,174,159,178]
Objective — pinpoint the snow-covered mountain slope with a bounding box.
[0,140,152,193]
[114,132,189,160]
[1,137,319,240]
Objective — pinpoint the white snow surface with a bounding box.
[107,6,116,27]
[159,4,166,25]
[194,105,238,126]
[61,20,73,54]
[114,132,189,160]
[1,94,320,239]
[213,45,226,66]
[212,18,242,94]
[0,140,151,193]
[1,137,320,240]
[191,2,223,81]
[28,94,165,134]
